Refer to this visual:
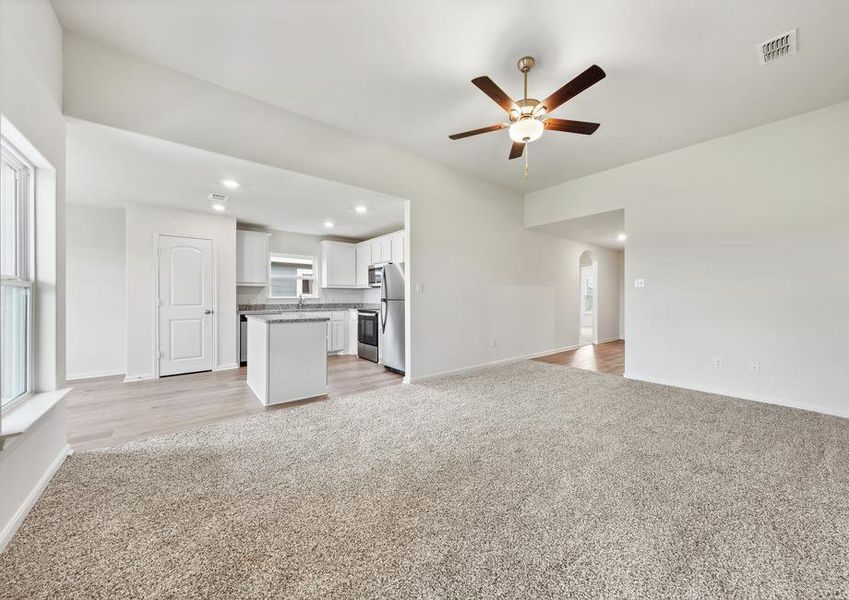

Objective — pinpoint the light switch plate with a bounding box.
[634,278,646,288]
[415,282,424,293]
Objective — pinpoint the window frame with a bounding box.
[1,137,35,410]
[268,253,319,300]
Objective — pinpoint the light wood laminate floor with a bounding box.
[532,340,625,376]
[67,355,403,450]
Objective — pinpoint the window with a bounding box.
[1,138,34,408]
[269,254,317,299]
[584,275,594,312]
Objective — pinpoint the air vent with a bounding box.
[758,29,797,65]
[208,192,229,202]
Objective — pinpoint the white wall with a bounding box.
[526,100,849,418]
[125,203,237,380]
[618,255,625,340]
[0,0,68,548]
[66,205,126,379]
[62,33,619,379]
[236,228,381,306]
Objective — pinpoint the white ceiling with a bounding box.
[66,119,405,239]
[532,209,625,250]
[53,1,849,193]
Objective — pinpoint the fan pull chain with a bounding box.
[524,143,529,181]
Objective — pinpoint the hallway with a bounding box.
[533,340,625,376]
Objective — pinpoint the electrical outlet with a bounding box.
[490,339,497,349]
[634,278,646,288]
[713,357,723,369]
[750,361,760,374]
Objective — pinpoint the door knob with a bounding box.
[204,309,213,314]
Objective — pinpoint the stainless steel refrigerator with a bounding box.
[380,262,405,374]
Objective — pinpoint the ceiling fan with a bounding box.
[449,56,605,175]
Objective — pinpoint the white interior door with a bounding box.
[158,235,214,376]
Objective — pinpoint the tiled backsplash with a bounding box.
[237,286,380,306]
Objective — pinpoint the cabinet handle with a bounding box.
[204,309,213,315]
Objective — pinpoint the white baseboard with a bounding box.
[596,336,622,344]
[624,370,849,420]
[214,363,240,371]
[67,369,125,381]
[123,373,156,383]
[410,344,581,384]
[0,443,71,552]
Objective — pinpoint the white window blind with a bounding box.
[269,255,317,299]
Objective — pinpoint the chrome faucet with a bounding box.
[297,295,305,309]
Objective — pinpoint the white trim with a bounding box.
[595,336,622,344]
[0,443,71,552]
[66,369,125,381]
[623,370,849,420]
[1,388,70,443]
[123,373,156,383]
[214,363,239,371]
[409,344,581,384]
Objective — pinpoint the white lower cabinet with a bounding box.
[346,309,358,354]
[326,311,347,353]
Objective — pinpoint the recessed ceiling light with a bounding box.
[323,221,334,228]
[221,179,240,189]
[211,203,227,212]
[617,233,627,241]
[354,205,368,214]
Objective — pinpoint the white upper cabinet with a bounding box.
[355,242,370,288]
[237,230,270,286]
[370,240,381,266]
[391,231,405,264]
[380,237,393,263]
[320,241,357,288]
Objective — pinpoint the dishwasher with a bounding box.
[239,315,248,365]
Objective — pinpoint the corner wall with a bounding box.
[125,203,237,380]
[526,101,849,417]
[66,204,126,379]
[0,0,68,549]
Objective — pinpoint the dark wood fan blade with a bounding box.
[448,123,506,140]
[544,118,600,135]
[508,141,525,160]
[472,76,518,113]
[539,65,606,114]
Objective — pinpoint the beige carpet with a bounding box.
[2,362,849,599]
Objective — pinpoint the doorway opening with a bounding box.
[578,250,597,346]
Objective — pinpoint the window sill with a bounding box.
[0,388,70,449]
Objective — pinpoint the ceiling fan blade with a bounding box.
[508,141,525,160]
[539,64,606,115]
[544,118,601,135]
[472,76,518,113]
[448,123,507,140]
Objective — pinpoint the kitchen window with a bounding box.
[1,137,34,408]
[269,254,318,299]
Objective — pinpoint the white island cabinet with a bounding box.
[246,314,328,406]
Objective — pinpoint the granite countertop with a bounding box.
[239,303,380,315]
[246,314,330,324]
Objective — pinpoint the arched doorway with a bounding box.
[578,251,597,346]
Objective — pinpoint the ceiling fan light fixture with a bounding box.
[509,117,543,143]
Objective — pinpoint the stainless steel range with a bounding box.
[357,309,379,363]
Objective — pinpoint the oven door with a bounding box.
[358,312,378,346]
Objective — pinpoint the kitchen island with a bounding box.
[246,314,329,406]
